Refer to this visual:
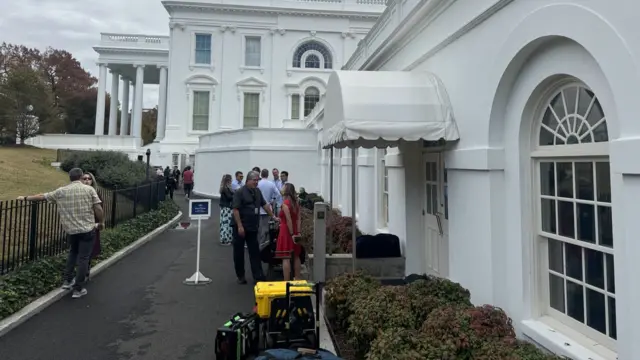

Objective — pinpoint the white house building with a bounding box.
[26,0,385,194]
[310,0,640,359]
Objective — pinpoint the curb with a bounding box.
[0,211,183,338]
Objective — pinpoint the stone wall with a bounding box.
[308,254,405,280]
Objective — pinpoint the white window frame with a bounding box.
[301,50,325,69]
[241,34,264,72]
[290,93,301,120]
[236,77,267,128]
[190,90,211,132]
[185,75,218,134]
[190,31,214,70]
[242,92,261,128]
[531,81,616,351]
[171,153,179,167]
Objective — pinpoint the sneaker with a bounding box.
[237,277,248,285]
[61,279,75,290]
[72,288,88,298]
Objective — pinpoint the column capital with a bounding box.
[121,76,131,82]
[133,63,146,69]
[108,69,119,75]
[96,61,108,67]
[156,64,168,70]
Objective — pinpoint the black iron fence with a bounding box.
[0,180,166,275]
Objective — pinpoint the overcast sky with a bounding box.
[0,0,171,108]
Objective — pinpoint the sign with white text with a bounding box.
[189,199,211,220]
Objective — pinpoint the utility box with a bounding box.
[313,202,329,283]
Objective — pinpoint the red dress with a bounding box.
[276,199,301,256]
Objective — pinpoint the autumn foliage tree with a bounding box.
[0,42,104,144]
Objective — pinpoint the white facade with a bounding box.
[25,0,384,175]
[312,0,640,359]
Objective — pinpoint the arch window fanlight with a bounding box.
[534,83,616,344]
[293,41,333,69]
[539,85,608,146]
[304,86,321,117]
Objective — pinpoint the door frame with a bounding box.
[422,150,449,277]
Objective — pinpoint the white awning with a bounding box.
[322,71,460,149]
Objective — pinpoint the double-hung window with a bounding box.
[195,34,212,65]
[244,36,261,67]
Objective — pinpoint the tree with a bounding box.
[141,107,158,146]
[0,65,54,144]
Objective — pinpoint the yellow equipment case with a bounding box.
[254,280,313,319]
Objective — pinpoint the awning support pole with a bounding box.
[351,145,357,273]
[328,148,334,255]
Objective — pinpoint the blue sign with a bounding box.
[189,199,211,219]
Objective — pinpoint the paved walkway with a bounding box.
[0,194,259,360]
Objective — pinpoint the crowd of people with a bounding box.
[219,167,302,284]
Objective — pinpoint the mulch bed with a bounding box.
[327,318,359,360]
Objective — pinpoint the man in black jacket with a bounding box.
[231,171,277,284]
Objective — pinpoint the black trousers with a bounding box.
[232,227,264,281]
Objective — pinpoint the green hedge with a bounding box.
[0,200,180,320]
[325,272,562,360]
[60,150,148,189]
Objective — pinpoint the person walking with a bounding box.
[17,168,104,298]
[231,171,277,284]
[232,171,244,191]
[81,172,102,280]
[257,169,282,246]
[219,174,234,246]
[276,183,302,280]
[183,166,194,199]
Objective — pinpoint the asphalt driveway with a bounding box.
[0,194,258,360]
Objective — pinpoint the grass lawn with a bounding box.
[0,146,69,201]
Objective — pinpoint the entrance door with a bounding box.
[423,153,449,277]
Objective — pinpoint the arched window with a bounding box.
[304,87,321,117]
[292,41,333,69]
[534,83,616,343]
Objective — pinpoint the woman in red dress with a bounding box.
[276,183,302,280]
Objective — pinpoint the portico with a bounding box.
[92,33,170,141]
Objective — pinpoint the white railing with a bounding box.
[99,33,170,49]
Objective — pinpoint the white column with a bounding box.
[386,147,406,254]
[340,150,352,215]
[155,65,168,142]
[287,94,293,119]
[357,149,375,234]
[108,71,119,135]
[120,77,130,135]
[94,63,108,135]
[132,65,145,138]
[299,94,305,119]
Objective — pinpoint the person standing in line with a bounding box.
[164,166,171,178]
[173,166,181,190]
[219,174,234,246]
[183,166,194,199]
[17,168,104,299]
[279,171,289,188]
[232,171,277,284]
[276,183,302,281]
[81,172,102,280]
[257,169,282,246]
[232,171,244,191]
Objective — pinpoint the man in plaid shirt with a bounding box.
[18,168,104,298]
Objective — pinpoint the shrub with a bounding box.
[60,150,147,189]
[348,286,418,355]
[472,339,563,360]
[0,200,179,320]
[406,278,472,326]
[420,305,516,359]
[299,191,325,211]
[366,328,428,360]
[332,215,362,253]
[299,207,355,254]
[325,271,379,329]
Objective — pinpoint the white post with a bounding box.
[313,202,328,283]
[132,65,145,138]
[299,93,305,119]
[108,71,119,136]
[351,146,357,272]
[184,199,212,285]
[94,63,108,135]
[120,78,130,135]
[155,65,168,142]
[287,94,292,119]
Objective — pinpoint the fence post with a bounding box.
[148,181,153,210]
[111,189,118,227]
[28,202,39,260]
[133,183,139,218]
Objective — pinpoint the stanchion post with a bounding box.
[184,198,212,286]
